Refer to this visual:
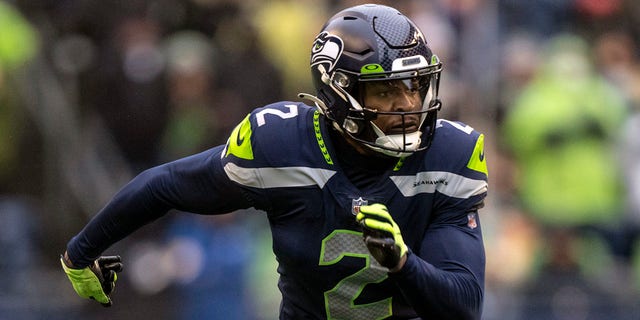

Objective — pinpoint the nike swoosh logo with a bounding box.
[479,150,485,161]
[236,128,244,146]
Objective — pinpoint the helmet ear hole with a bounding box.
[343,118,360,134]
[333,72,350,88]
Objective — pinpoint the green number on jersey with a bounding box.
[319,230,392,320]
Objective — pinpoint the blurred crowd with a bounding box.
[1,0,639,319]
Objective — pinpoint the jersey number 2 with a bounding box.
[319,230,392,320]
[255,104,298,126]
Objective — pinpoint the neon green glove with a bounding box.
[356,203,408,270]
[60,255,123,307]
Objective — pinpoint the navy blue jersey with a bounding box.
[67,102,488,319]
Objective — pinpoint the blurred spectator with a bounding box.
[0,196,86,319]
[0,1,41,195]
[595,30,640,266]
[83,15,170,170]
[127,213,259,319]
[161,30,218,160]
[0,1,38,71]
[250,0,326,98]
[502,34,627,228]
[594,30,640,111]
[498,0,574,39]
[497,32,541,123]
[501,33,631,318]
[207,2,286,143]
[439,0,501,121]
[573,0,624,37]
[0,197,41,318]
[619,101,640,291]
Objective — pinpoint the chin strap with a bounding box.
[366,122,422,157]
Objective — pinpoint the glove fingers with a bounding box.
[105,269,116,283]
[360,203,388,213]
[97,255,122,266]
[364,235,396,249]
[357,209,393,225]
[359,204,390,216]
[103,262,124,273]
[94,256,121,300]
[361,224,393,242]
[102,270,116,294]
[359,217,395,234]
[364,236,401,269]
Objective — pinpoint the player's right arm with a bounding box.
[63,145,251,304]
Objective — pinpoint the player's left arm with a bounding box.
[389,130,488,319]
[357,198,486,319]
[389,203,486,319]
[357,123,488,319]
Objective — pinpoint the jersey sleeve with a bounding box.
[66,145,251,268]
[391,122,488,319]
[390,217,485,319]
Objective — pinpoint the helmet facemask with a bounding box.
[315,55,442,158]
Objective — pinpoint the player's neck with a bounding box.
[330,129,396,172]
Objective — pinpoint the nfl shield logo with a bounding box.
[352,197,368,215]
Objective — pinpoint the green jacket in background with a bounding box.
[502,35,628,227]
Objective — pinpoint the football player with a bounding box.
[61,4,488,319]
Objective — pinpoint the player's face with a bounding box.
[362,78,423,135]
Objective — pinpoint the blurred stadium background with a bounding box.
[1,0,639,319]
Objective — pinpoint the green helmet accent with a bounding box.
[360,64,385,74]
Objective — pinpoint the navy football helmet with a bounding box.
[301,4,443,157]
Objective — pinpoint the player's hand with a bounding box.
[356,203,408,271]
[60,254,123,307]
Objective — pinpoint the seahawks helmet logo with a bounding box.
[311,31,343,73]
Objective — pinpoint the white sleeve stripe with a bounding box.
[223,162,337,189]
[390,171,487,198]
